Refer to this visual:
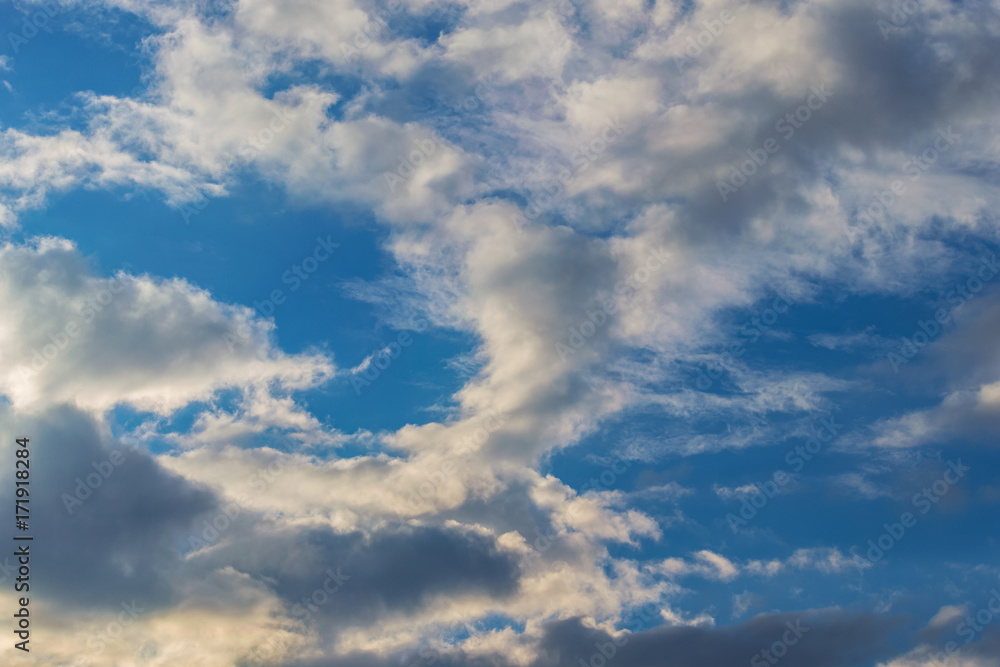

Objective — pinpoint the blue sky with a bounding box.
[1,0,999,666]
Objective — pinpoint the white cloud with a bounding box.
[655,546,861,582]
[0,237,334,415]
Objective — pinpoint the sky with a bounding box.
[0,0,999,665]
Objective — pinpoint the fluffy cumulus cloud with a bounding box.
[0,0,999,664]
[0,237,334,415]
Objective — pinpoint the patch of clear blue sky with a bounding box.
[545,280,1000,633]
[16,179,477,439]
[0,3,153,113]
